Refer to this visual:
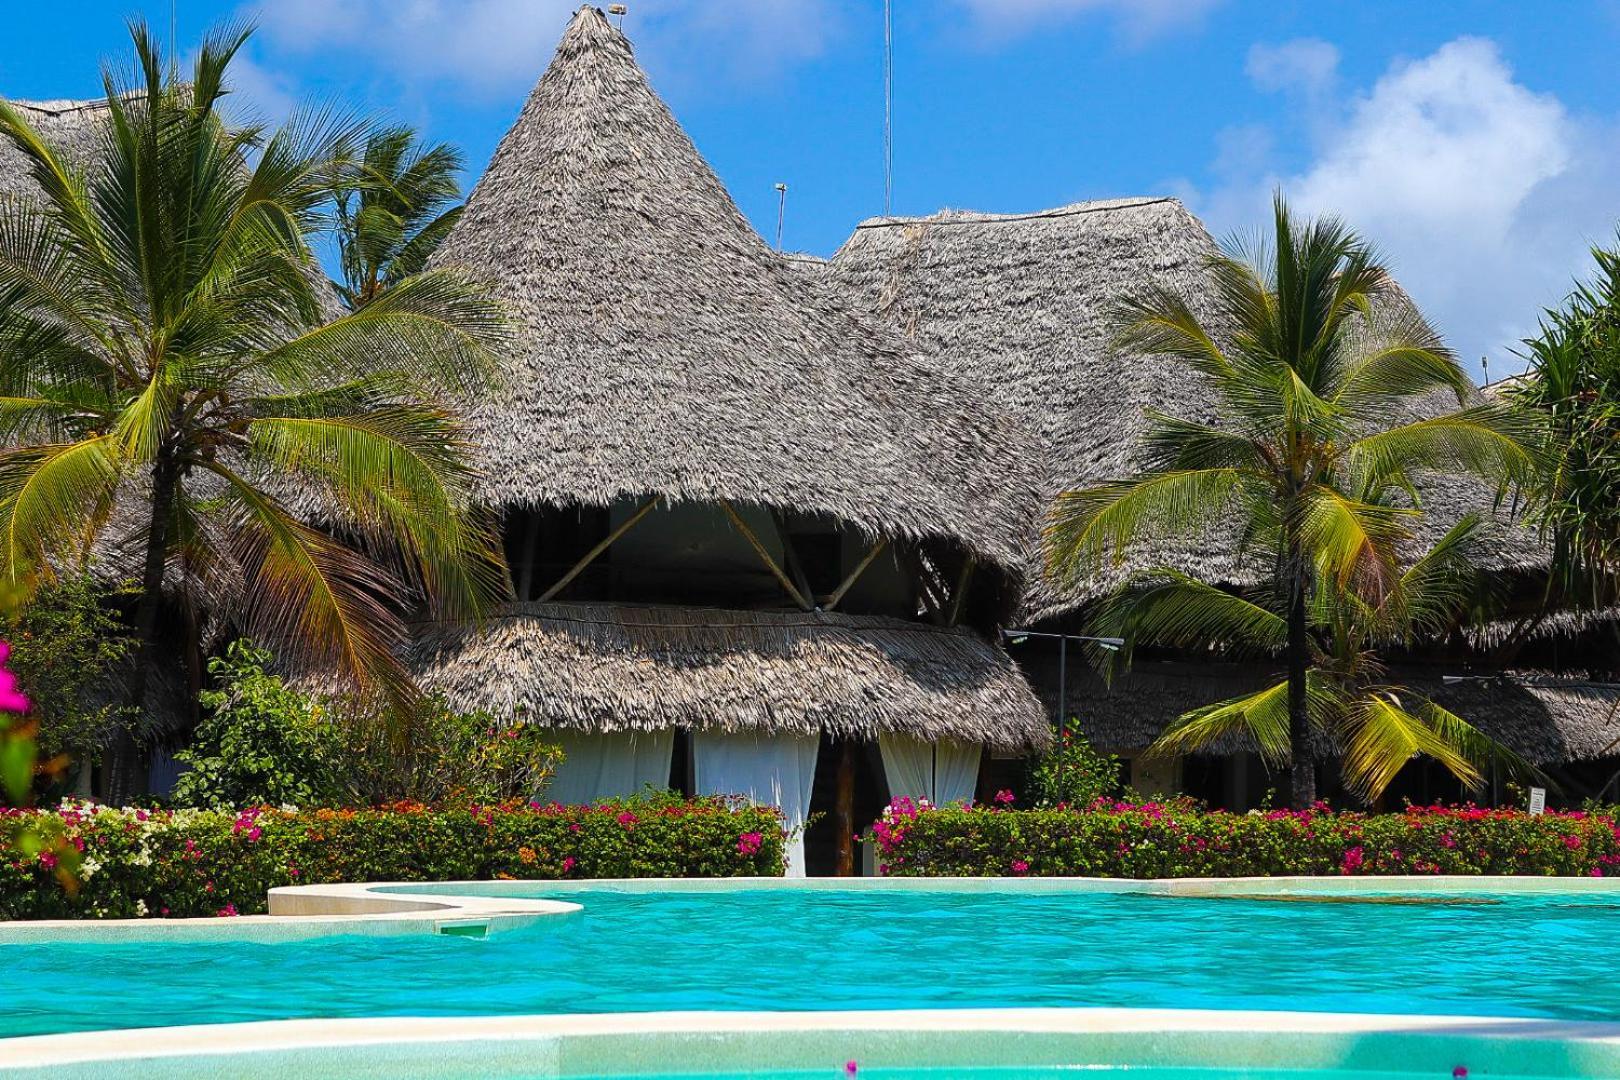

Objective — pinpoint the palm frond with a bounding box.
[1091,569,1286,657]
[1045,467,1247,585]
[1149,677,1294,768]
[1338,690,1482,800]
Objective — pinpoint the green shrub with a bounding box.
[171,642,334,808]
[870,799,1620,878]
[5,574,136,787]
[0,794,784,919]
[1026,727,1121,808]
[170,641,564,808]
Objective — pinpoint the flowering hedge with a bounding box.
[0,796,785,919]
[871,798,1620,878]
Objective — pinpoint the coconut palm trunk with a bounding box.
[1285,538,1316,807]
[105,452,180,801]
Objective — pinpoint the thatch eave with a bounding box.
[406,601,1050,753]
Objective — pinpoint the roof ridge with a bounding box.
[853,196,1178,232]
[416,602,983,638]
[4,98,109,116]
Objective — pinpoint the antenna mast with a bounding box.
[883,0,893,216]
[774,183,789,252]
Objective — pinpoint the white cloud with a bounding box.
[221,52,300,128]
[952,0,1223,41]
[247,0,846,98]
[1245,38,1338,96]
[1196,37,1620,378]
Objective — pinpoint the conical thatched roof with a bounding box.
[431,6,1037,580]
[821,197,1548,622]
[408,602,1050,752]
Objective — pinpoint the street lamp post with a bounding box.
[1002,629,1125,798]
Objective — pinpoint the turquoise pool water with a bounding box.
[568,1073,1564,1080]
[2,888,1618,1037]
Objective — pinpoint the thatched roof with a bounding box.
[407,601,1050,752]
[0,99,106,199]
[820,197,1548,621]
[430,6,1037,581]
[1044,660,1619,764]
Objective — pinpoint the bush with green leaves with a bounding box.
[5,574,136,788]
[0,795,785,919]
[1026,727,1122,808]
[170,642,336,808]
[170,641,564,808]
[871,799,1620,878]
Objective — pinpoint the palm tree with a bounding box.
[329,127,465,309]
[1045,196,1537,807]
[0,23,511,799]
[1093,515,1538,803]
[1512,242,1620,617]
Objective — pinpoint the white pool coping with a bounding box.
[0,886,579,943]
[4,1008,1620,1077]
[0,872,1616,945]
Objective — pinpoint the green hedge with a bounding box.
[0,795,784,919]
[871,798,1620,878]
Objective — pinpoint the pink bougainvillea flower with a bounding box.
[994,789,1015,805]
[0,642,29,714]
[1011,860,1029,875]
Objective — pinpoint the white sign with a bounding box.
[1528,787,1546,816]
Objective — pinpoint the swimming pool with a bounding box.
[3,881,1619,1037]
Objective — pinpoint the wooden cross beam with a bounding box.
[720,500,814,611]
[536,495,661,604]
[823,538,889,612]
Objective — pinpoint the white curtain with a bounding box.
[879,734,982,806]
[545,729,674,806]
[693,731,820,878]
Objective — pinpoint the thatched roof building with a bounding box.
[817,197,1549,622]
[431,6,1038,584]
[408,2,1049,807]
[1048,661,1619,766]
[412,603,1045,753]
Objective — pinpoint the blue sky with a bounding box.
[6,2,1620,378]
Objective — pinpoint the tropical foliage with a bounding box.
[0,796,787,919]
[1095,515,1539,802]
[5,574,136,789]
[1512,241,1620,614]
[871,797,1620,879]
[171,640,562,809]
[0,23,510,797]
[1026,728,1121,807]
[328,126,465,309]
[1045,196,1537,806]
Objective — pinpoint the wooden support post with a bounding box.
[834,739,856,877]
[824,538,889,612]
[537,495,660,604]
[946,555,976,626]
[721,500,814,611]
